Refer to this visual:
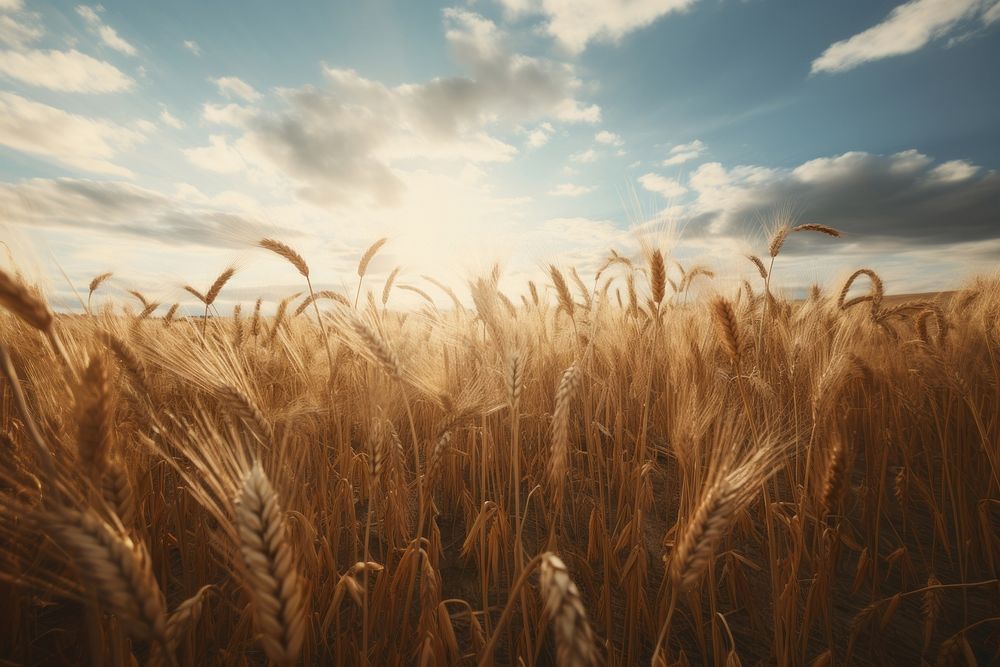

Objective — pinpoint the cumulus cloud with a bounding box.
[497,0,698,54]
[0,92,142,175]
[680,150,1000,247]
[929,160,979,183]
[595,130,623,146]
[570,148,598,163]
[76,5,137,56]
[639,172,687,198]
[183,39,201,55]
[549,182,595,196]
[526,122,554,147]
[202,102,250,126]
[183,135,246,173]
[213,76,260,101]
[0,48,133,92]
[811,0,996,74]
[662,139,705,166]
[196,8,600,206]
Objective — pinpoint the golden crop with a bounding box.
[0,231,997,665]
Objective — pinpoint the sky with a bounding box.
[0,0,998,312]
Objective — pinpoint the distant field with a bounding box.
[881,290,956,305]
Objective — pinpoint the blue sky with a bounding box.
[1,0,998,310]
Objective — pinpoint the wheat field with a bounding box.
[0,229,998,666]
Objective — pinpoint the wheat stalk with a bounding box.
[294,290,350,316]
[837,268,884,312]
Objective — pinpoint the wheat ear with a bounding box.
[671,480,739,592]
[548,363,581,514]
[746,255,767,279]
[216,384,273,443]
[792,223,842,238]
[88,272,113,313]
[650,249,666,306]
[539,553,598,667]
[76,354,114,480]
[768,225,790,258]
[0,267,53,331]
[102,458,136,527]
[163,303,179,327]
[550,266,575,319]
[165,585,214,653]
[234,462,306,665]
[259,238,309,278]
[710,297,742,365]
[49,507,167,643]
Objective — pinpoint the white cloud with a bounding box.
[549,182,595,196]
[135,119,156,133]
[76,5,137,56]
[985,0,1000,23]
[202,102,250,126]
[0,92,142,175]
[201,9,601,206]
[183,39,202,55]
[570,148,598,163]
[0,13,43,49]
[213,76,260,101]
[552,98,601,123]
[929,159,978,183]
[595,130,623,146]
[526,122,554,147]
[639,172,687,198]
[159,108,184,129]
[662,139,705,166]
[183,135,246,173]
[497,0,698,54]
[0,0,25,11]
[811,0,987,74]
[0,48,133,92]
